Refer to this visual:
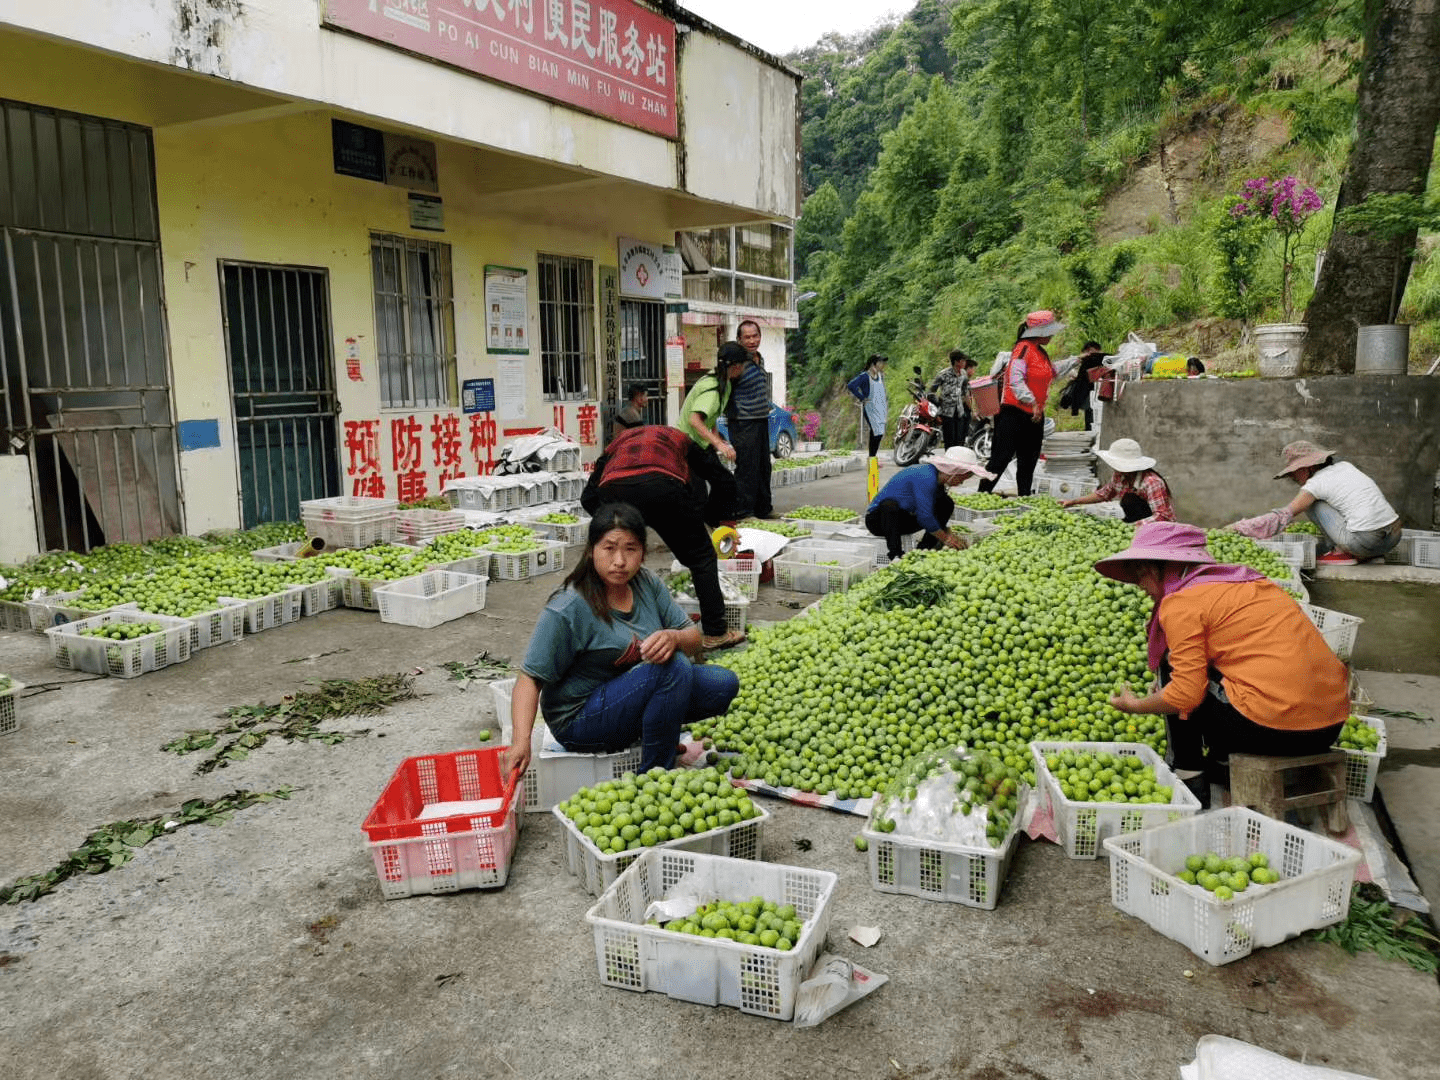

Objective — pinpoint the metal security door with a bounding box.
[220,263,340,527]
[619,300,665,424]
[0,99,183,552]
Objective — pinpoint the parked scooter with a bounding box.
[964,412,992,461]
[893,366,944,467]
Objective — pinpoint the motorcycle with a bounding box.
[964,412,992,461]
[892,366,944,467]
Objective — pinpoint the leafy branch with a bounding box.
[1311,885,1440,973]
[441,651,511,690]
[162,675,416,774]
[1,788,293,904]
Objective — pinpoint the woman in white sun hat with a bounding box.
[865,445,995,561]
[1062,437,1175,523]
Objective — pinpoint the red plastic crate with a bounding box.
[362,748,522,899]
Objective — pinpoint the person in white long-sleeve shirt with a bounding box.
[977,310,1077,496]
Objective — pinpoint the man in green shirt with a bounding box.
[677,341,747,523]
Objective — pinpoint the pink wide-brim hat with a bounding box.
[923,445,996,480]
[1093,521,1215,584]
[1274,440,1335,479]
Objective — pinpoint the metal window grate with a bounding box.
[538,253,595,401]
[370,233,456,409]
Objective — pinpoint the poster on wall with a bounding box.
[496,357,527,420]
[665,336,685,385]
[485,266,529,354]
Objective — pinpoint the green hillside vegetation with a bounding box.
[788,0,1440,443]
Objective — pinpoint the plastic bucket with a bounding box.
[1354,324,1409,375]
[1254,324,1307,377]
[970,376,1001,417]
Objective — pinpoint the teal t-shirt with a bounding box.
[521,569,692,733]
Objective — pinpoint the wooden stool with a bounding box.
[1229,752,1350,833]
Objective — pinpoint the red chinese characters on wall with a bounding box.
[344,419,385,498]
[391,415,428,502]
[576,403,599,446]
[469,412,499,476]
[430,413,465,487]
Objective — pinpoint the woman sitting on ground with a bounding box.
[1225,440,1402,566]
[1098,522,1348,807]
[1061,438,1175,523]
[502,503,740,778]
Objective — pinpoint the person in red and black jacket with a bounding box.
[977,310,1076,497]
[580,424,746,650]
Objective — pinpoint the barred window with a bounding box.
[537,253,595,400]
[370,233,457,408]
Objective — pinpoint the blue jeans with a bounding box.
[1307,503,1402,559]
[557,654,740,773]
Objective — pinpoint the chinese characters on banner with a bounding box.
[323,0,677,138]
[342,405,599,499]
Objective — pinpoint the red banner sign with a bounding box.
[325,0,677,139]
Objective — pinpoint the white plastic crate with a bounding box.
[783,537,879,576]
[1033,474,1098,499]
[1104,806,1362,965]
[375,570,487,629]
[296,575,343,616]
[952,502,1031,523]
[542,445,582,473]
[442,477,525,513]
[550,474,586,502]
[1071,501,1125,520]
[0,678,22,736]
[422,551,492,577]
[46,610,193,678]
[250,542,306,563]
[394,508,467,543]
[361,748,522,899]
[25,590,105,633]
[716,557,761,601]
[485,538,567,581]
[676,594,749,635]
[863,788,1028,910]
[585,850,836,1020]
[514,477,557,507]
[526,512,591,547]
[219,585,306,632]
[325,568,390,612]
[1382,528,1440,568]
[488,677,644,813]
[1030,741,1203,859]
[826,525,915,568]
[1300,603,1363,662]
[187,601,247,651]
[0,599,31,632]
[299,494,398,549]
[781,513,860,537]
[555,800,771,898]
[772,549,869,594]
[1335,716,1387,802]
[1279,532,1319,569]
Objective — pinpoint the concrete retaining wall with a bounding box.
[1098,375,1440,528]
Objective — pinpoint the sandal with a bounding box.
[702,628,747,650]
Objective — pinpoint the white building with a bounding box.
[0,0,799,559]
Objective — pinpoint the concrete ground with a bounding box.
[2,467,1438,1080]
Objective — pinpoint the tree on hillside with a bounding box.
[1301,0,1440,373]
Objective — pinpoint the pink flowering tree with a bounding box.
[1230,176,1324,321]
[800,410,822,441]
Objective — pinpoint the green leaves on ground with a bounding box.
[1,788,292,904]
[163,674,415,774]
[441,651,511,689]
[866,564,953,612]
[1311,885,1440,973]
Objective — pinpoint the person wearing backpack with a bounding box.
[977,311,1075,496]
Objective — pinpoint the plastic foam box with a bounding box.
[1103,806,1361,965]
[361,747,522,899]
[0,678,22,736]
[584,850,836,1020]
[1030,741,1203,859]
[1300,603,1363,662]
[555,800,771,898]
[488,677,643,813]
[45,610,193,678]
[375,570,487,629]
[862,786,1029,910]
[1335,716,1387,802]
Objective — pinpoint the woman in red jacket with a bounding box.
[977,310,1073,497]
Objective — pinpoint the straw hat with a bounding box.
[923,445,996,480]
[1274,440,1335,479]
[1020,309,1067,339]
[1093,522,1215,584]
[1096,438,1156,473]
